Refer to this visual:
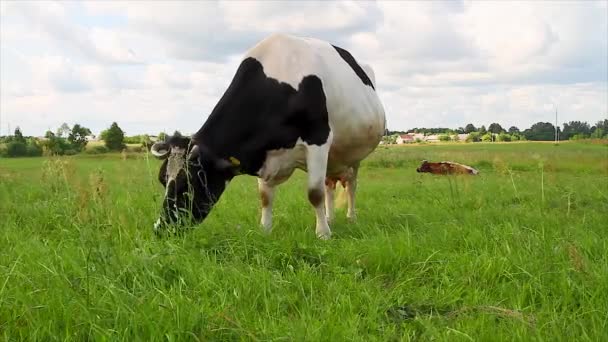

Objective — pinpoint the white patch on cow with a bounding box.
[441,160,480,175]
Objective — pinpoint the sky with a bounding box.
[1,0,607,137]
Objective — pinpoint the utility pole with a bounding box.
[554,104,559,144]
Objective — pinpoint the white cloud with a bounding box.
[1,0,606,137]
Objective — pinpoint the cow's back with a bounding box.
[244,33,386,168]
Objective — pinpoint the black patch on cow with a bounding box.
[192,57,330,175]
[331,44,375,90]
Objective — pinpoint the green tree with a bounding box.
[464,124,476,133]
[523,122,558,141]
[591,119,608,137]
[41,131,70,155]
[13,127,25,143]
[68,124,92,152]
[56,123,71,138]
[508,126,520,134]
[562,121,591,140]
[481,133,492,142]
[488,123,504,134]
[102,122,126,151]
[479,125,487,134]
[590,128,605,139]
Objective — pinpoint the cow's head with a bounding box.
[150,133,239,236]
[416,160,430,173]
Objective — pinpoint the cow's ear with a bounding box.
[187,144,200,162]
[151,141,170,159]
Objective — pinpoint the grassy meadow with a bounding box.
[1,141,607,341]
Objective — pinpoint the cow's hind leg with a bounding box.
[258,178,275,233]
[345,162,360,221]
[325,177,337,224]
[305,140,332,240]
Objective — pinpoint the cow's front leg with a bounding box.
[257,178,275,233]
[305,142,332,240]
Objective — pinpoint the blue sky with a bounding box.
[1,0,606,137]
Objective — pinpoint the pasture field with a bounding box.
[1,142,607,341]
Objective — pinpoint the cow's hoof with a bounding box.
[316,231,332,240]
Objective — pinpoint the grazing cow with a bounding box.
[150,33,386,239]
[416,160,479,175]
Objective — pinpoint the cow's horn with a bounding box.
[150,142,170,159]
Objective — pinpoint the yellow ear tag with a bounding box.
[229,157,240,166]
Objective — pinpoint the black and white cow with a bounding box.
[150,33,386,239]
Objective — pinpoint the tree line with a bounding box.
[386,119,608,142]
[2,118,606,158]
[0,121,182,158]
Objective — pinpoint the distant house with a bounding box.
[396,134,414,144]
[455,133,469,141]
[396,132,425,144]
[410,133,425,141]
[425,134,440,142]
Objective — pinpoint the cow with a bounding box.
[149,33,386,239]
[416,160,479,175]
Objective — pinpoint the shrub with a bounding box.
[6,141,27,157]
[129,146,145,153]
[64,149,78,156]
[481,133,492,142]
[466,132,481,142]
[86,146,109,154]
[438,134,451,142]
[26,144,43,156]
[0,144,8,157]
[497,133,512,142]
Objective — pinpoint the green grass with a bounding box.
[1,141,607,341]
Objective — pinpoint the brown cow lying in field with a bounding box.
[416,160,479,175]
